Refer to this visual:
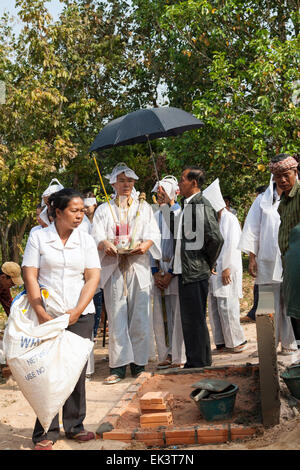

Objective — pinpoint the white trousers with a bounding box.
[103,267,151,368]
[208,294,246,349]
[152,286,186,364]
[269,283,297,350]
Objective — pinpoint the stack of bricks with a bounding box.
[139,391,174,428]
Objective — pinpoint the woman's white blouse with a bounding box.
[22,223,101,315]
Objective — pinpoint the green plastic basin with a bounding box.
[281,365,300,399]
[190,383,239,421]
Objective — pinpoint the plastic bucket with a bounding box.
[281,365,300,399]
[190,384,239,421]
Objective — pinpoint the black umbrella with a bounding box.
[89,106,204,181]
[90,106,204,152]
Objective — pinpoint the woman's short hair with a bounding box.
[48,188,83,219]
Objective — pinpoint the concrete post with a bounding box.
[256,285,281,427]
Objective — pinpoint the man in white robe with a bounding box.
[150,176,186,369]
[238,177,297,354]
[204,179,247,353]
[91,163,161,384]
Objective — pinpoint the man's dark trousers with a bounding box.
[178,275,212,368]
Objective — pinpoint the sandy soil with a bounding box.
[117,371,261,430]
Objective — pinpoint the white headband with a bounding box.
[152,175,179,201]
[106,162,139,185]
[84,198,97,207]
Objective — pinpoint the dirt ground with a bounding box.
[1,273,300,451]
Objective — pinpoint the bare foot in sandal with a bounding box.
[103,374,123,384]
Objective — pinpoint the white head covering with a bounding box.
[152,175,179,201]
[84,197,97,207]
[41,178,64,206]
[106,162,139,185]
[202,178,226,212]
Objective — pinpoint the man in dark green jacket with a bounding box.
[172,167,224,368]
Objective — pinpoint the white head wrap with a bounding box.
[84,197,97,207]
[41,178,64,206]
[202,178,226,212]
[152,175,179,201]
[106,162,139,185]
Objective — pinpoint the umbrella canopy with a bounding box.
[89,106,204,153]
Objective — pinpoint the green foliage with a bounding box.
[129,0,300,218]
[0,0,299,262]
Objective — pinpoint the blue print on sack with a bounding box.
[20,336,41,349]
[11,289,26,305]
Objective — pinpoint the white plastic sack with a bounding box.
[3,288,93,432]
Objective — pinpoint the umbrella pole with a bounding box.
[146,135,160,183]
[92,154,117,224]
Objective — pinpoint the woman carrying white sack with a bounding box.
[150,176,186,369]
[39,178,91,233]
[91,162,161,384]
[203,179,247,353]
[22,188,100,450]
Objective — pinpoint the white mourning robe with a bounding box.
[92,199,161,368]
[150,204,186,364]
[238,181,297,350]
[208,209,246,348]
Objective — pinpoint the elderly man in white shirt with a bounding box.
[203,179,247,353]
[92,163,161,384]
[238,177,297,355]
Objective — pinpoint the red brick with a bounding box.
[142,439,165,447]
[230,425,258,439]
[165,429,196,446]
[140,391,172,404]
[102,430,132,442]
[197,435,228,444]
[140,412,173,425]
[141,403,168,412]
[197,425,228,441]
[135,431,163,440]
[166,437,196,445]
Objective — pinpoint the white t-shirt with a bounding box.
[22,223,101,315]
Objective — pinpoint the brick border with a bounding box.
[96,367,263,447]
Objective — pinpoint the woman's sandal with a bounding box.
[34,439,53,450]
[67,431,95,442]
[103,374,123,385]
